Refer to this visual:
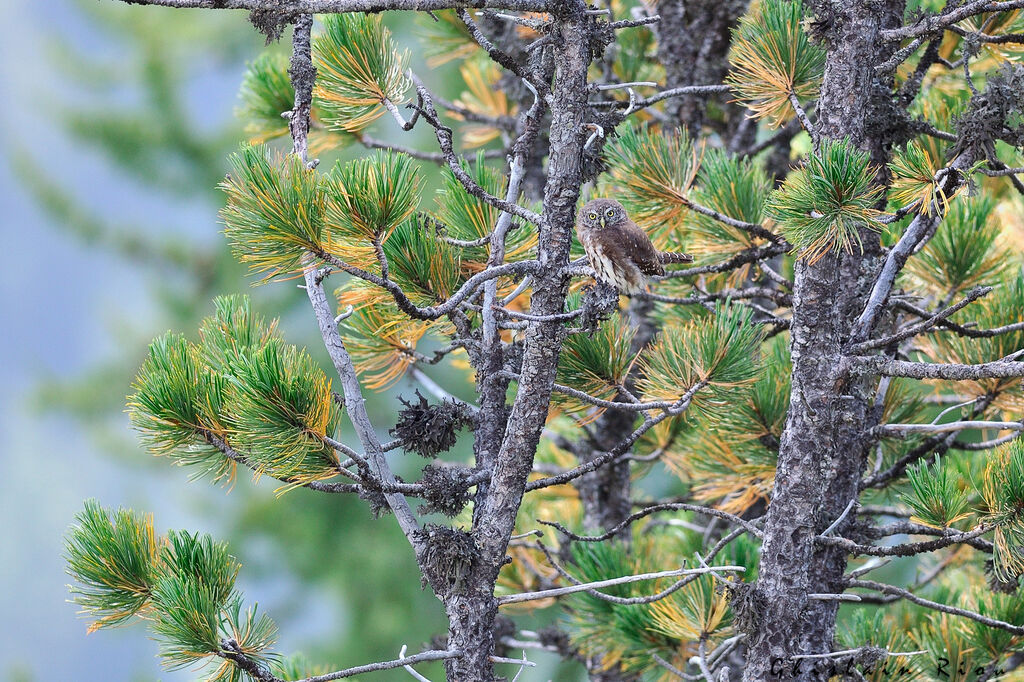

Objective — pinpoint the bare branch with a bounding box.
[849,354,1024,380]
[294,649,461,682]
[303,264,424,551]
[816,523,992,557]
[117,0,553,12]
[496,564,745,605]
[849,285,991,353]
[538,502,763,542]
[893,299,1024,338]
[849,163,970,344]
[881,0,1024,41]
[874,420,1023,437]
[848,578,1024,634]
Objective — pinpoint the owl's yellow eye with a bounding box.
[587,212,598,221]
[604,207,615,218]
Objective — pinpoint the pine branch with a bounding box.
[816,523,993,557]
[873,420,1023,437]
[292,649,461,682]
[410,77,544,227]
[655,242,790,280]
[849,286,992,352]
[303,265,424,552]
[881,1,1024,41]
[118,0,553,11]
[847,578,1024,634]
[314,248,538,320]
[849,354,1024,380]
[849,161,972,344]
[496,564,745,605]
[538,502,764,542]
[525,380,707,491]
[893,299,1024,338]
[533,540,716,607]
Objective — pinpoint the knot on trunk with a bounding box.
[727,581,766,636]
[415,524,480,598]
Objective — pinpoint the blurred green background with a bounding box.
[0,2,505,679]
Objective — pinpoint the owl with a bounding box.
[576,198,692,294]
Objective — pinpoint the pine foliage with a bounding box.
[313,13,410,132]
[639,303,765,417]
[221,145,326,281]
[66,502,276,681]
[765,138,884,263]
[602,123,702,246]
[128,295,345,486]
[726,0,825,127]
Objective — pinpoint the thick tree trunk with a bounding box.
[654,0,750,135]
[742,3,904,680]
[443,5,593,680]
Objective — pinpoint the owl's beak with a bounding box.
[598,215,605,229]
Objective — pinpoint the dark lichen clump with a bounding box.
[418,464,473,518]
[415,523,478,597]
[391,391,474,458]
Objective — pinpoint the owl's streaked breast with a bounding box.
[583,236,645,294]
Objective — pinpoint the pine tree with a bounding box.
[65,1,1024,681]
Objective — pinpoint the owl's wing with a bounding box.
[607,221,665,276]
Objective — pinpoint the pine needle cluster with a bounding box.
[128,295,343,486]
[765,138,884,263]
[66,501,277,681]
[313,13,410,132]
[726,0,825,127]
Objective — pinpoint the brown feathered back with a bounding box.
[576,198,690,293]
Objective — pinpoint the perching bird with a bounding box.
[576,198,693,295]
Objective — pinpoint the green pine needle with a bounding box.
[414,10,479,68]
[67,504,276,682]
[602,122,701,245]
[433,152,535,271]
[902,455,971,529]
[323,149,422,246]
[65,500,160,632]
[150,530,245,677]
[567,540,680,676]
[128,333,234,484]
[198,294,280,371]
[313,13,410,133]
[981,439,1024,584]
[922,271,1024,380]
[689,149,774,259]
[220,145,326,282]
[226,337,343,484]
[236,52,294,144]
[765,138,884,263]
[555,313,637,414]
[727,0,825,127]
[382,217,463,305]
[639,302,765,418]
[904,195,1008,295]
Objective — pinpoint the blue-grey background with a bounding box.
[0,2,489,680]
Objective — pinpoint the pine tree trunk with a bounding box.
[742,2,905,679]
[443,6,593,680]
[654,0,750,135]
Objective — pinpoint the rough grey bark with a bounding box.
[654,0,750,135]
[444,5,593,680]
[741,2,905,679]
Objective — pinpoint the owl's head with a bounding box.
[580,198,626,230]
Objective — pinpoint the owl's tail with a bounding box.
[658,251,695,265]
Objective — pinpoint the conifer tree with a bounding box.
[65,1,1024,680]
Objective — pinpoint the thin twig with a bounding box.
[496,565,745,605]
